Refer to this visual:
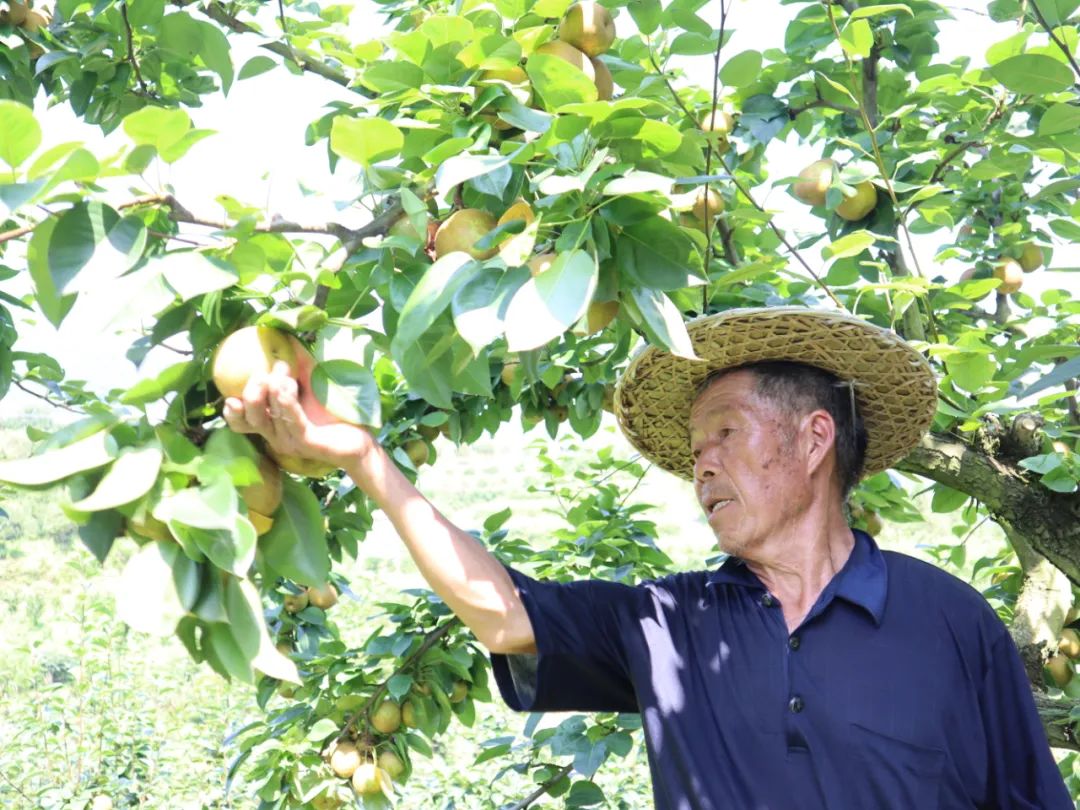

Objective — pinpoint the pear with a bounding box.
[212,326,298,400]
[992,259,1023,295]
[433,209,499,260]
[835,181,877,221]
[558,1,616,57]
[792,159,837,207]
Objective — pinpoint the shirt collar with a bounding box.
[705,529,888,626]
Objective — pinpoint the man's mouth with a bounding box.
[708,498,733,515]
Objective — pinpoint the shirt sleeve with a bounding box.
[979,632,1073,809]
[489,565,639,713]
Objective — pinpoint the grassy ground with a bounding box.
[0,412,1072,808]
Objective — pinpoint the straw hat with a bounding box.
[613,306,938,481]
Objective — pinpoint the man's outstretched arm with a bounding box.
[222,349,536,656]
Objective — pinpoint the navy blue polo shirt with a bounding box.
[491,529,1071,809]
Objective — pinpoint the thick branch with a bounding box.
[1034,693,1080,750]
[897,431,1080,586]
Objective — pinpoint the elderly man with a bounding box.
[224,307,1071,809]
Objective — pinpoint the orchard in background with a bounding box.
[1,0,1079,806]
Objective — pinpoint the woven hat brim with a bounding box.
[613,307,938,481]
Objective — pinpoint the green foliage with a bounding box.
[1,0,1080,803]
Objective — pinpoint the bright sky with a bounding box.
[3,0,1073,418]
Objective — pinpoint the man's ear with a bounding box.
[801,409,836,478]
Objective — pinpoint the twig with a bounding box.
[14,381,83,414]
[647,53,845,310]
[787,90,859,119]
[0,222,36,244]
[120,2,151,96]
[702,0,732,306]
[276,0,298,65]
[334,617,461,745]
[1029,0,1080,82]
[506,764,574,810]
[0,768,33,805]
[202,1,351,87]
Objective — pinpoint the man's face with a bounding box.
[688,370,809,557]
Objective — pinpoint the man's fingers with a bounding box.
[241,373,271,431]
[268,374,307,447]
[223,397,256,434]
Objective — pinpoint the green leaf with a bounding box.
[622,287,699,360]
[566,780,605,807]
[122,106,192,154]
[823,229,875,260]
[178,516,257,577]
[615,217,705,290]
[159,251,239,301]
[159,13,234,93]
[68,444,163,511]
[1045,103,1080,136]
[840,19,873,59]
[945,351,996,394]
[504,250,598,351]
[121,361,195,406]
[310,359,381,427]
[434,153,512,198]
[526,53,598,110]
[308,718,340,741]
[115,541,195,637]
[238,55,277,80]
[330,117,404,166]
[226,577,300,683]
[849,3,914,19]
[26,217,76,327]
[989,54,1074,94]
[601,171,674,196]
[628,0,662,34]
[157,474,237,531]
[392,252,482,352]
[1017,354,1080,400]
[359,61,426,93]
[47,202,147,295]
[452,265,530,355]
[0,429,116,486]
[260,475,330,587]
[719,50,763,88]
[0,100,41,168]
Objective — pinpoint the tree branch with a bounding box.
[1029,0,1080,83]
[646,53,845,311]
[202,1,351,87]
[787,93,859,119]
[120,1,151,96]
[702,0,732,297]
[506,764,574,810]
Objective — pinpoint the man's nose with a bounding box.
[694,449,718,482]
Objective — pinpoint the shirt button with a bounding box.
[789,695,804,714]
[788,635,801,650]
[761,594,775,607]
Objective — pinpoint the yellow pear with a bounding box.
[793,159,837,207]
[497,200,535,229]
[1060,628,1080,659]
[558,1,616,57]
[22,7,45,31]
[584,299,619,334]
[1048,653,1073,688]
[533,40,595,83]
[377,750,405,781]
[992,259,1023,295]
[1018,242,1043,273]
[330,741,362,778]
[449,680,469,703]
[267,446,337,478]
[308,582,339,610]
[590,56,613,100]
[433,209,499,260]
[283,591,309,613]
[5,1,28,26]
[128,514,172,542]
[527,253,557,276]
[212,326,298,400]
[371,699,402,734]
[404,438,430,467]
[351,762,386,796]
[240,453,283,516]
[691,188,724,223]
[835,181,877,221]
[479,66,531,106]
[248,510,274,536]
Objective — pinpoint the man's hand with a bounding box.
[221,339,376,473]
